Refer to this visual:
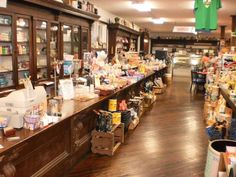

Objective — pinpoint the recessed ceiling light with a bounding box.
[132,1,151,12]
[152,18,165,25]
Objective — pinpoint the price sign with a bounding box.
[0,0,7,8]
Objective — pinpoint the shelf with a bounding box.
[17,26,29,29]
[0,24,11,27]
[17,41,29,43]
[36,28,47,31]
[18,53,29,56]
[0,70,13,73]
[0,54,12,56]
[37,66,47,69]
[220,87,236,113]
[37,78,48,82]
[91,48,107,51]
[18,68,29,71]
[36,42,47,44]
[0,40,12,43]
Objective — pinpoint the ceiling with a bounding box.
[90,0,236,35]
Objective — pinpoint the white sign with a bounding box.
[0,0,7,8]
[59,79,74,100]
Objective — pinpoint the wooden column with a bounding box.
[231,15,236,46]
[220,25,226,39]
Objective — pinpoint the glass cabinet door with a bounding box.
[0,14,14,88]
[36,20,48,80]
[63,25,72,55]
[73,26,81,58]
[16,17,30,84]
[81,28,89,55]
[63,25,73,76]
[50,23,59,78]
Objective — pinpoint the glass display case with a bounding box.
[16,17,30,84]
[63,25,73,76]
[50,23,59,78]
[82,28,89,54]
[73,26,81,58]
[0,14,14,88]
[63,25,72,55]
[36,20,48,80]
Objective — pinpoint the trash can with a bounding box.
[205,139,236,177]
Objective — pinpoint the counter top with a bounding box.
[0,69,166,154]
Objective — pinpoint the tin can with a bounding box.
[108,99,117,112]
[112,112,121,124]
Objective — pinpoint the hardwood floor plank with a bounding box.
[66,76,208,177]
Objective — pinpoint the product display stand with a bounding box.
[91,123,124,156]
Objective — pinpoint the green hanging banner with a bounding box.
[194,0,222,31]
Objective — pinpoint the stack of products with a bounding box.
[0,32,11,41]
[0,45,12,55]
[204,66,234,141]
[94,110,113,132]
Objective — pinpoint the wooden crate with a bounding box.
[128,117,139,130]
[91,123,124,156]
[153,85,166,95]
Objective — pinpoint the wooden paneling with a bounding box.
[0,119,70,177]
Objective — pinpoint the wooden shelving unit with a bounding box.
[0,0,98,92]
[108,23,140,59]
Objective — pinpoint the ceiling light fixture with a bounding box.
[132,1,151,12]
[173,26,196,34]
[152,18,165,25]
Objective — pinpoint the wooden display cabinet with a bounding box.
[16,15,33,85]
[62,24,83,76]
[81,27,89,55]
[108,23,140,60]
[34,19,50,81]
[49,22,60,79]
[0,0,98,94]
[140,31,150,55]
[0,13,16,90]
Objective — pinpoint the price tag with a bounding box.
[0,0,7,8]
[59,79,74,100]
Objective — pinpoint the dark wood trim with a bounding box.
[20,0,100,21]
[108,23,140,36]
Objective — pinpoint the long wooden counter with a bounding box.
[0,68,166,177]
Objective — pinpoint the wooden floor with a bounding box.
[66,76,209,177]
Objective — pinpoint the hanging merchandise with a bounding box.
[194,0,222,31]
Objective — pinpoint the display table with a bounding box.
[0,68,166,177]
